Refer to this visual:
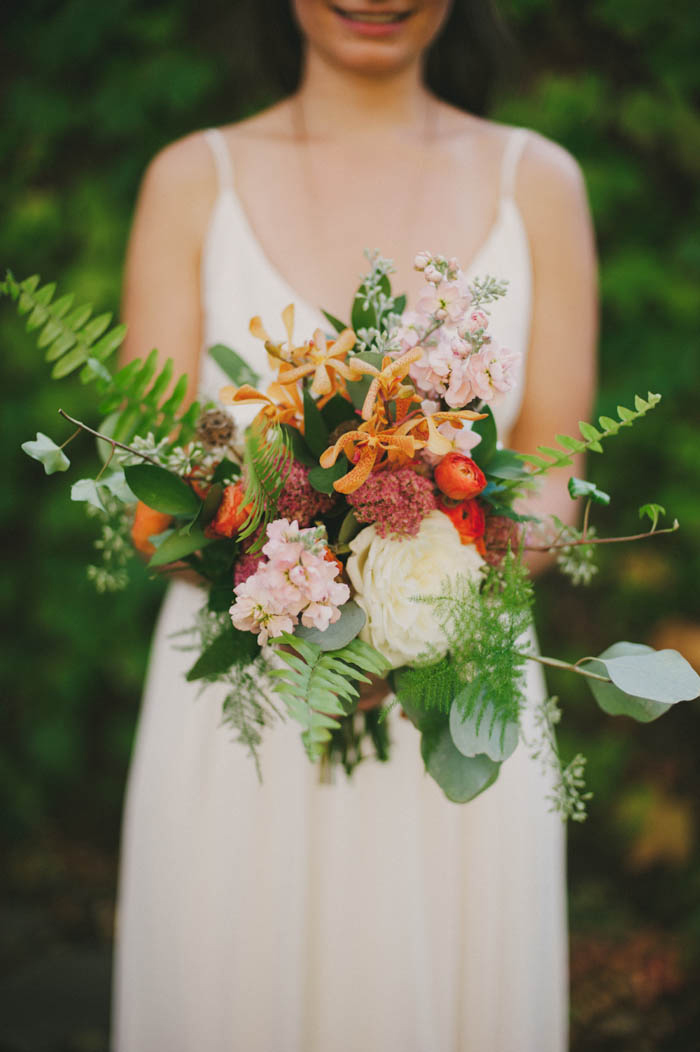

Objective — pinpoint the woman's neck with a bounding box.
[295,47,435,138]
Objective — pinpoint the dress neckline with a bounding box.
[210,183,518,325]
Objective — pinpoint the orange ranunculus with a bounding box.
[437,497,486,546]
[208,483,252,539]
[131,502,173,558]
[434,452,487,500]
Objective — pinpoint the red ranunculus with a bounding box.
[437,497,486,545]
[208,483,252,539]
[434,452,487,501]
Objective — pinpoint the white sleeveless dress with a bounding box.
[113,126,568,1052]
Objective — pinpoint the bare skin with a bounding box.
[121,0,598,704]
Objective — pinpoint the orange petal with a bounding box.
[330,328,356,358]
[282,303,295,345]
[249,316,268,341]
[361,376,381,421]
[333,447,377,494]
[311,364,333,398]
[319,431,359,468]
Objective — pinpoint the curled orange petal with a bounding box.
[333,446,377,494]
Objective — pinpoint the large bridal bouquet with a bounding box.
[7,251,699,819]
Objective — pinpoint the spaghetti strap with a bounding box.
[500,127,529,201]
[203,127,234,192]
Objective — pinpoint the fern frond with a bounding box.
[394,656,461,715]
[238,419,293,546]
[270,633,390,759]
[2,271,202,447]
[510,392,661,484]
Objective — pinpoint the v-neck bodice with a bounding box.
[199,126,533,442]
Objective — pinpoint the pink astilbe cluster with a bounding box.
[347,467,437,538]
[276,460,335,526]
[394,252,520,410]
[230,519,350,645]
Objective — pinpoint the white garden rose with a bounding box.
[346,509,485,669]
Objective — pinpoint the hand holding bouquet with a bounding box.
[7,250,699,818]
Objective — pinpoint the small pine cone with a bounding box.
[327,418,359,446]
[196,409,236,448]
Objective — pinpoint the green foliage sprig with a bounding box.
[238,419,293,546]
[270,633,390,760]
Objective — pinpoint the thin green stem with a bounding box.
[59,427,82,450]
[516,650,611,684]
[94,443,115,483]
[523,521,679,552]
[581,498,592,541]
[58,408,162,467]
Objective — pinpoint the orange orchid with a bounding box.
[348,348,423,422]
[273,327,359,406]
[319,422,418,494]
[395,408,487,457]
[219,364,304,430]
[248,304,308,371]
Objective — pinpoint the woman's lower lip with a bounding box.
[332,8,412,37]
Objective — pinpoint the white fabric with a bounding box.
[113,125,568,1052]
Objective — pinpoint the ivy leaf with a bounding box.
[639,502,665,530]
[208,343,259,387]
[295,600,366,651]
[124,464,200,516]
[21,432,70,474]
[186,624,259,681]
[100,470,135,503]
[70,478,106,510]
[567,477,611,504]
[582,641,700,722]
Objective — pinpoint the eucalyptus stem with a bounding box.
[58,408,162,467]
[516,650,611,683]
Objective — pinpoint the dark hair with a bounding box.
[257,0,517,116]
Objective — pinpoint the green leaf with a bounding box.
[421,717,501,803]
[555,433,586,452]
[308,460,345,494]
[449,694,519,762]
[598,415,620,433]
[639,502,665,530]
[302,386,329,456]
[124,464,200,516]
[148,526,214,567]
[567,477,611,504]
[337,509,361,545]
[295,600,366,651]
[582,642,700,722]
[320,394,357,432]
[186,625,258,681]
[321,309,348,334]
[351,273,390,332]
[617,405,635,422]
[486,449,529,480]
[471,406,498,467]
[21,432,70,474]
[88,322,127,362]
[279,423,316,468]
[392,294,407,314]
[209,343,260,387]
[70,478,106,510]
[100,470,135,503]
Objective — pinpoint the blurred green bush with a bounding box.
[2,0,699,1047]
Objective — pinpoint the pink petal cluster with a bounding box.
[347,468,437,538]
[394,252,521,411]
[276,459,335,526]
[230,519,350,645]
[420,399,482,467]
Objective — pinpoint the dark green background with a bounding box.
[2,1,699,1049]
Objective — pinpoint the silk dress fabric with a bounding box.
[113,126,568,1052]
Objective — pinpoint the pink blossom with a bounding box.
[466,344,521,401]
[467,310,489,333]
[444,359,475,408]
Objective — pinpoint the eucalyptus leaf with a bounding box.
[582,641,700,722]
[124,463,200,516]
[208,343,259,387]
[421,718,501,803]
[449,694,519,762]
[295,600,366,651]
[21,432,70,474]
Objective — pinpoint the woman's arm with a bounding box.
[509,133,599,573]
[120,132,217,403]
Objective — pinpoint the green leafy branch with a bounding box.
[510,392,662,483]
[270,633,390,760]
[2,271,202,450]
[237,419,293,546]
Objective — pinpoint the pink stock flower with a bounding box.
[466,344,520,401]
[230,518,349,644]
